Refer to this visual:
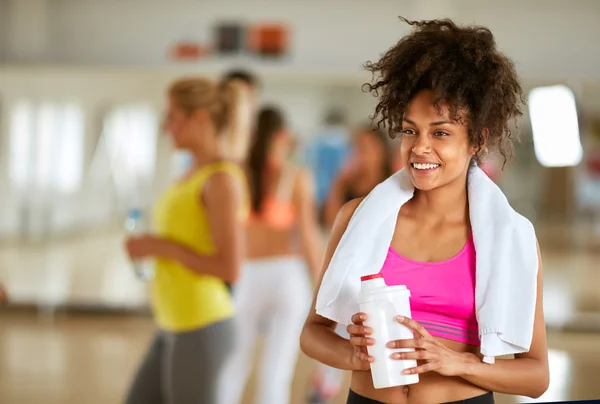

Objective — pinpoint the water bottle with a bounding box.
[357,273,419,389]
[125,208,155,281]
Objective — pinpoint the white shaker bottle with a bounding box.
[357,273,419,389]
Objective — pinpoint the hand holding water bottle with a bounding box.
[125,234,163,259]
[124,208,158,281]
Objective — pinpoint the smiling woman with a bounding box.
[300,17,549,404]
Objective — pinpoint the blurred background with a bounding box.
[1,0,600,403]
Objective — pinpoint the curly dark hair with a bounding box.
[363,17,525,165]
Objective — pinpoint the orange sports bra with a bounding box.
[247,166,297,230]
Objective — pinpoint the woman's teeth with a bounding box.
[412,163,440,170]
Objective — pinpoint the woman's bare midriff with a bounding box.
[246,224,297,259]
[350,337,488,404]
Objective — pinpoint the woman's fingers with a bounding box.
[396,315,433,339]
[402,361,440,375]
[357,350,375,363]
[349,336,375,348]
[351,312,367,325]
[390,350,432,361]
[346,323,372,336]
[386,338,430,349]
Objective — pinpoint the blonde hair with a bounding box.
[168,77,252,161]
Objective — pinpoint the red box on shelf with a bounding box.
[248,23,289,57]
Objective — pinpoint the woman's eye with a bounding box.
[435,131,449,137]
[402,129,416,135]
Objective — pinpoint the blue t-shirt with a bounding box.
[301,127,350,209]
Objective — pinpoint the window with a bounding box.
[101,105,159,183]
[9,101,34,189]
[529,85,583,167]
[9,101,85,193]
[55,104,85,192]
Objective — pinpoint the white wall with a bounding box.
[4,0,49,62]
[457,0,600,81]
[3,0,599,81]
[19,0,593,81]
[0,0,8,61]
[48,0,402,71]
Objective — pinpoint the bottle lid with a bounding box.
[361,274,383,282]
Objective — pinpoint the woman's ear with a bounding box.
[481,127,489,147]
[191,108,210,126]
[473,128,489,157]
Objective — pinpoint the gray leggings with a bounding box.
[125,318,234,404]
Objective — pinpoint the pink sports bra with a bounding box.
[379,233,480,346]
[247,197,296,229]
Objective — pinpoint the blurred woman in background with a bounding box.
[309,126,393,403]
[219,106,322,404]
[219,71,257,164]
[222,69,260,117]
[322,126,393,228]
[392,140,404,173]
[124,77,250,404]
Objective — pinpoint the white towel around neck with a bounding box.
[315,165,539,363]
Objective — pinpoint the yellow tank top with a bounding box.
[151,161,247,332]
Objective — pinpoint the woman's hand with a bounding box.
[125,234,170,260]
[346,312,375,371]
[387,316,476,377]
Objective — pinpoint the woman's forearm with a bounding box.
[300,322,362,371]
[461,355,549,398]
[160,241,240,283]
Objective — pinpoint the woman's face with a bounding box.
[164,97,207,150]
[400,90,477,191]
[353,130,386,170]
[268,128,293,165]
